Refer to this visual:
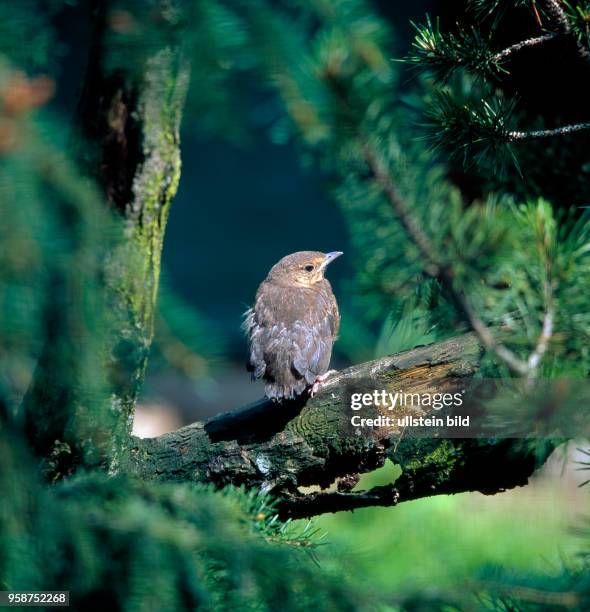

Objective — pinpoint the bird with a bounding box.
[243,251,342,401]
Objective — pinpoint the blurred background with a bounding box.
[49,1,439,429]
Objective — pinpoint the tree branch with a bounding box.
[493,32,558,62]
[541,0,590,62]
[527,272,555,376]
[119,333,554,518]
[362,140,559,378]
[508,121,590,141]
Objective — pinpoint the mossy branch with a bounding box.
[120,333,554,518]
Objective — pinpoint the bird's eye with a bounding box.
[304,264,315,272]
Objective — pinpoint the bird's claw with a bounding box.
[309,370,339,397]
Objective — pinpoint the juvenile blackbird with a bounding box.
[243,251,342,400]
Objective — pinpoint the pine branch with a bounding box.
[509,120,590,140]
[407,20,556,81]
[526,218,556,376]
[541,0,590,60]
[527,306,554,372]
[362,139,560,377]
[470,0,590,64]
[406,18,506,81]
[493,32,558,60]
[453,296,531,376]
[361,139,533,375]
[427,93,590,170]
[425,94,520,170]
[410,4,590,166]
[280,486,400,517]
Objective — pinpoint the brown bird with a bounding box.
[243,251,342,400]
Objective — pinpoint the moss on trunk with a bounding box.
[23,1,190,477]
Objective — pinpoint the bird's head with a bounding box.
[267,251,343,287]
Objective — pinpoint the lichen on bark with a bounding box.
[101,45,190,454]
[118,333,555,518]
[23,1,190,477]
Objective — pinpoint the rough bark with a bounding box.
[23,0,190,477]
[120,333,554,518]
[78,3,190,453]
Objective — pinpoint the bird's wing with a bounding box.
[327,280,340,338]
[243,307,266,379]
[291,314,333,384]
[290,283,337,384]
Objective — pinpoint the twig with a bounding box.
[527,307,554,373]
[279,485,400,518]
[493,32,558,61]
[526,241,555,376]
[509,121,590,141]
[454,293,530,376]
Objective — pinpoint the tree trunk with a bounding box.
[23,0,190,477]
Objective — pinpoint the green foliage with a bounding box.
[0,433,368,611]
[0,55,118,470]
[316,477,584,609]
[408,0,590,196]
[472,562,590,611]
[424,91,520,172]
[0,0,62,71]
[2,0,590,610]
[406,16,507,82]
[374,300,441,359]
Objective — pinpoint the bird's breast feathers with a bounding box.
[255,280,337,328]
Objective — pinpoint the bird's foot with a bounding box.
[309,370,339,397]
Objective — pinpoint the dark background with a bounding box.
[51,0,435,346]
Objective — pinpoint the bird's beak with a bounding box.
[320,251,343,270]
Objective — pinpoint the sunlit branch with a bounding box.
[493,32,557,61]
[509,121,590,141]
